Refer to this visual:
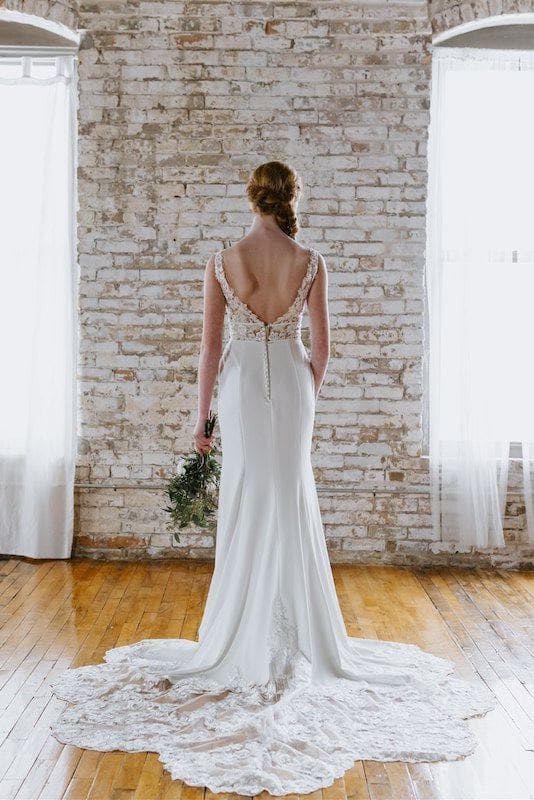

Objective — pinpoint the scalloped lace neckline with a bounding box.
[217,249,314,327]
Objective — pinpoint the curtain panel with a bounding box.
[0,55,78,558]
[426,47,534,548]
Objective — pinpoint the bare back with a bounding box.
[220,234,313,327]
[198,218,330,428]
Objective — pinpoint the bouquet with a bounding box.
[165,411,221,542]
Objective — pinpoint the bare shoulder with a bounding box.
[220,243,235,258]
[223,237,311,265]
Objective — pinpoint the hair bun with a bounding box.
[246,161,301,239]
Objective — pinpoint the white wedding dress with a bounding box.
[50,247,492,795]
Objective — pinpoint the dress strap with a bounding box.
[302,249,319,299]
[214,250,232,303]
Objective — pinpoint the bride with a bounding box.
[51,161,492,795]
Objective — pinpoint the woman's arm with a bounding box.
[307,253,330,398]
[193,254,226,454]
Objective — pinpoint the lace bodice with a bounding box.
[214,248,319,341]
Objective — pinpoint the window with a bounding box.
[427,46,534,447]
[0,54,77,455]
[425,39,534,547]
[0,15,79,558]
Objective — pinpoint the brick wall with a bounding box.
[429,0,534,34]
[2,0,533,567]
[1,0,77,29]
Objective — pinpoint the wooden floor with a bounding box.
[1,560,533,800]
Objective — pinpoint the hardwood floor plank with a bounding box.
[343,762,370,800]
[60,751,101,800]
[1,560,534,800]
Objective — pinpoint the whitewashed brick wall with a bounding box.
[2,0,534,567]
[1,0,77,29]
[429,0,534,33]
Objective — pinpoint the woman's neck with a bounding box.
[249,212,282,235]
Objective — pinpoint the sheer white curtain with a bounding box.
[426,47,534,548]
[0,55,77,558]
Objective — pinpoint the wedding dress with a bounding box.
[50,247,492,795]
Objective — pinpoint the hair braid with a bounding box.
[246,161,302,239]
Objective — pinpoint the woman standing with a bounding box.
[51,161,491,795]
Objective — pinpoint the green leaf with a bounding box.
[164,411,221,542]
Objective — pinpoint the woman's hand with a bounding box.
[193,417,215,455]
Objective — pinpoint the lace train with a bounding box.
[50,631,493,796]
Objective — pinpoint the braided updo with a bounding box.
[246,161,302,239]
